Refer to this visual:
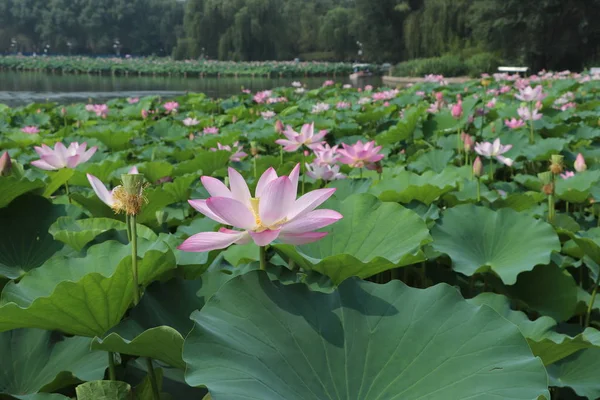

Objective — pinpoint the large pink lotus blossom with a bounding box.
[163,102,179,113]
[474,138,513,166]
[323,80,335,87]
[87,166,139,207]
[313,143,340,166]
[210,142,247,162]
[451,101,463,119]
[31,142,97,170]
[575,153,587,172]
[203,126,219,135]
[85,104,108,118]
[275,123,327,152]
[337,140,384,169]
[183,118,200,127]
[364,85,373,91]
[515,86,546,102]
[21,126,40,134]
[517,106,543,121]
[306,163,345,181]
[178,165,342,251]
[504,118,526,129]
[253,90,273,104]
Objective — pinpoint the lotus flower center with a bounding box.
[249,197,287,232]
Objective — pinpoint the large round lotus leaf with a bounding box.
[0,176,44,208]
[42,169,73,198]
[274,194,431,284]
[555,170,600,203]
[0,239,176,337]
[0,194,66,279]
[183,271,550,400]
[369,170,460,205]
[76,381,131,400]
[0,328,106,398]
[431,204,561,284]
[469,293,600,366]
[547,348,600,399]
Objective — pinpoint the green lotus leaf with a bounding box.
[0,175,45,209]
[0,328,107,398]
[0,239,176,336]
[173,150,230,177]
[370,169,460,205]
[431,205,561,284]
[68,159,126,187]
[184,271,549,400]
[49,217,157,251]
[547,349,600,399]
[469,292,600,366]
[138,161,173,184]
[162,174,198,203]
[409,149,455,173]
[555,170,600,203]
[527,138,569,161]
[136,187,177,225]
[326,178,372,200]
[82,127,135,151]
[222,242,259,266]
[76,381,132,400]
[0,195,66,279]
[274,194,431,284]
[443,179,499,205]
[492,192,545,212]
[42,169,74,198]
[375,106,424,146]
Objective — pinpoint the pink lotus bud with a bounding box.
[304,150,309,157]
[61,107,66,116]
[473,156,483,177]
[535,101,543,110]
[575,153,587,172]
[435,92,443,102]
[275,120,284,134]
[141,109,148,119]
[451,101,463,119]
[0,152,11,176]
[462,133,473,152]
[383,101,390,107]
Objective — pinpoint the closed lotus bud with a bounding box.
[250,141,259,157]
[550,154,564,175]
[0,152,12,176]
[575,153,587,172]
[473,156,483,177]
[112,174,146,215]
[275,120,284,134]
[462,134,473,152]
[535,101,543,110]
[451,101,463,119]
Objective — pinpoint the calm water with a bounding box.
[0,71,382,106]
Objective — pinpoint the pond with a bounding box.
[0,71,382,106]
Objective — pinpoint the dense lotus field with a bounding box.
[0,55,373,77]
[0,73,600,400]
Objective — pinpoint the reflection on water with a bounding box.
[0,71,382,106]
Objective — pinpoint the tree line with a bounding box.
[1,0,599,71]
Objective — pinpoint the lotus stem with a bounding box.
[108,352,116,380]
[488,159,493,182]
[145,358,161,400]
[548,194,555,222]
[585,273,600,328]
[131,214,140,305]
[280,147,283,166]
[259,246,267,271]
[360,168,363,179]
[125,215,132,242]
[566,201,569,214]
[64,180,72,204]
[253,156,257,179]
[456,128,462,164]
[476,178,481,202]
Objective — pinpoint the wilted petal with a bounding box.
[178,231,246,252]
[188,199,228,225]
[279,232,328,245]
[207,196,256,229]
[259,177,295,226]
[87,173,114,207]
[281,209,342,234]
[202,176,232,198]
[288,188,336,220]
[249,229,281,246]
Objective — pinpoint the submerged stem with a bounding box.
[131,214,140,306]
[145,358,161,400]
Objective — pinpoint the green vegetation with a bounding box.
[392,52,502,77]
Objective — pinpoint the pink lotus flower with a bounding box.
[323,80,335,87]
[575,153,587,172]
[364,85,373,91]
[337,140,384,169]
[358,97,372,105]
[86,166,140,207]
[178,165,342,251]
[500,85,512,94]
[86,104,108,118]
[451,101,463,119]
[163,102,179,113]
[21,126,40,134]
[504,118,526,129]
[276,123,327,152]
[261,111,276,120]
[183,117,200,127]
[141,109,149,119]
[486,98,497,109]
[210,142,247,162]
[253,90,272,104]
[517,106,542,121]
[435,92,444,102]
[560,102,576,111]
[560,171,575,180]
[31,142,97,170]
[336,102,351,110]
[427,102,440,114]
[128,97,139,104]
[515,86,546,102]
[203,126,219,135]
[242,89,251,94]
[313,143,340,166]
[474,138,513,166]
[312,103,330,114]
[306,163,345,181]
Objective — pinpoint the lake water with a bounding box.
[0,71,382,106]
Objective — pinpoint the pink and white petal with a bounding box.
[201,176,232,198]
[256,167,278,198]
[278,232,328,245]
[228,167,252,207]
[188,199,228,224]
[177,231,246,252]
[259,177,295,226]
[34,144,52,157]
[128,166,139,174]
[275,139,296,147]
[40,152,64,169]
[206,196,256,229]
[288,164,300,196]
[288,188,336,220]
[496,156,514,167]
[31,159,58,170]
[281,209,342,234]
[283,144,302,152]
[66,155,81,168]
[79,146,97,163]
[87,174,114,206]
[249,229,281,246]
[219,228,251,245]
[54,142,69,161]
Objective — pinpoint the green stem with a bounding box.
[359,168,363,179]
[259,246,267,271]
[488,158,493,182]
[548,194,555,222]
[145,358,161,400]
[280,147,283,166]
[125,215,132,242]
[585,272,600,328]
[64,180,72,204]
[253,156,257,179]
[566,201,570,214]
[476,178,481,202]
[131,214,140,306]
[108,352,116,380]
